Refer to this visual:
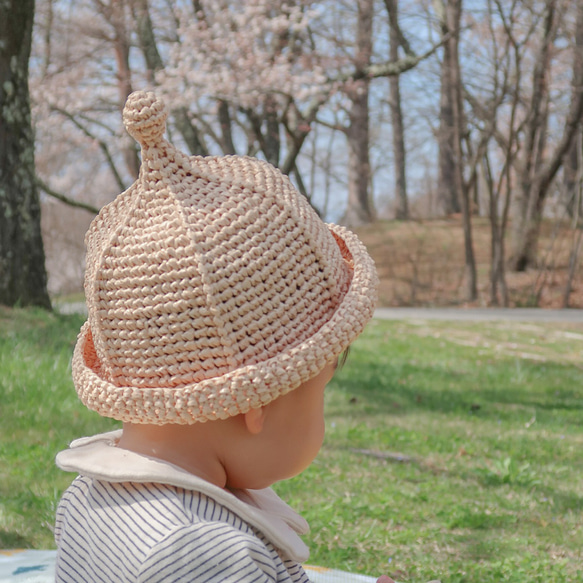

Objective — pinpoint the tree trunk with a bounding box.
[563,5,583,220]
[42,0,53,76]
[508,0,583,271]
[435,0,461,216]
[218,100,236,155]
[484,153,508,306]
[342,0,375,227]
[386,0,409,220]
[0,0,51,309]
[447,0,477,300]
[106,0,141,179]
[563,127,581,218]
[344,91,374,226]
[263,95,280,167]
[563,183,583,307]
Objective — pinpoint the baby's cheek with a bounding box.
[312,417,326,453]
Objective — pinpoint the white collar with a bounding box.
[56,430,310,563]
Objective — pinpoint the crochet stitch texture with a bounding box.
[72,90,379,424]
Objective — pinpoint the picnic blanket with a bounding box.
[0,550,377,583]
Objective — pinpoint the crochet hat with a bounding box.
[72,90,378,425]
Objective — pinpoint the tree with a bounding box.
[448,0,477,301]
[458,0,583,302]
[431,0,477,300]
[561,1,583,221]
[435,0,461,216]
[0,0,51,309]
[509,0,583,271]
[342,0,375,226]
[467,0,519,307]
[463,0,555,302]
[385,0,409,220]
[563,127,582,219]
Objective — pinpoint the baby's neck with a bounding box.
[117,422,230,489]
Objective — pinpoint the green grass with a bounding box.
[0,307,119,548]
[1,308,583,581]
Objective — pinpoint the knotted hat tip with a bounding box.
[123,90,168,147]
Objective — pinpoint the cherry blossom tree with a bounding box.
[157,0,338,205]
[158,0,445,222]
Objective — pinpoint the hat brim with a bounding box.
[72,223,378,424]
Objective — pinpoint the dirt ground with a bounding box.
[355,216,583,309]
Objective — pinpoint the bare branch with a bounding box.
[51,106,127,191]
[280,93,330,175]
[383,0,416,58]
[359,43,444,80]
[37,178,100,215]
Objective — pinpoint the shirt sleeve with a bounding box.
[137,521,278,583]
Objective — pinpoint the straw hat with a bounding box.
[72,90,378,424]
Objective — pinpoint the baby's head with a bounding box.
[72,91,378,487]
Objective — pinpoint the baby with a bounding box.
[54,90,382,582]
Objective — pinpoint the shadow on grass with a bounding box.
[333,359,583,422]
[533,486,583,514]
[339,442,582,511]
[447,530,516,562]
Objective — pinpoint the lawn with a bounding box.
[1,307,582,582]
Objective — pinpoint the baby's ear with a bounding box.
[243,407,266,435]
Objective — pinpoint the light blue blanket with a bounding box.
[0,550,377,583]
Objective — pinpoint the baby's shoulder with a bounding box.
[56,477,297,582]
[139,518,290,583]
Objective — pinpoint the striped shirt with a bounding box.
[55,431,311,583]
